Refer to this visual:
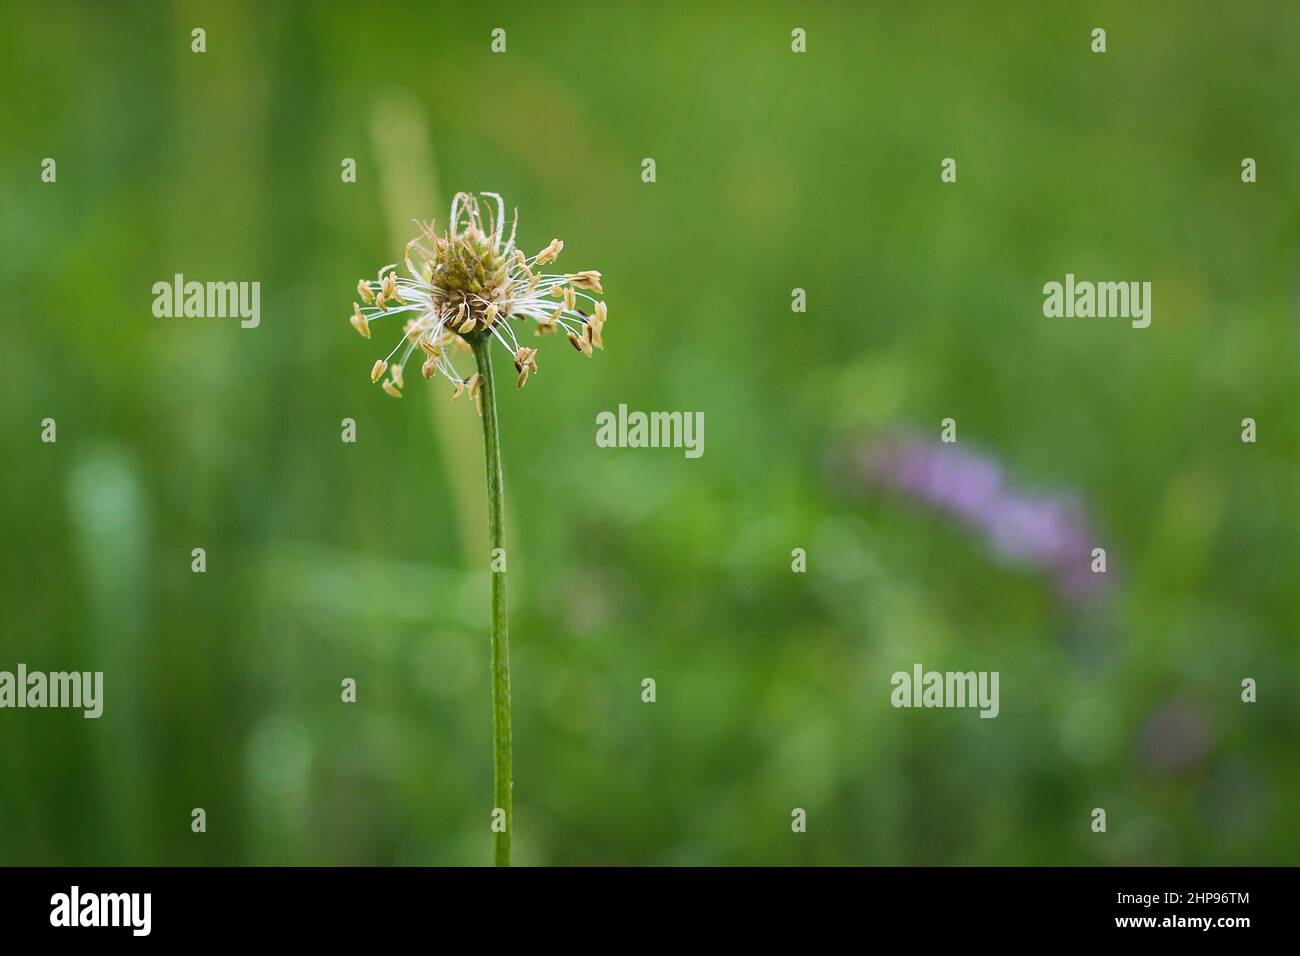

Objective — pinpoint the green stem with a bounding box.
[472,336,512,867]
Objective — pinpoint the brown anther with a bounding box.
[382,380,402,398]
[536,238,564,265]
[572,271,603,293]
[567,331,593,356]
[371,359,388,382]
[351,304,371,339]
[513,346,538,374]
[357,280,375,304]
[452,303,473,334]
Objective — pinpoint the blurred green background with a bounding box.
[1,0,1297,866]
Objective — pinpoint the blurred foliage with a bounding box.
[0,0,1296,865]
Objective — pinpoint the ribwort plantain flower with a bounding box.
[345,190,609,866]
[350,191,608,408]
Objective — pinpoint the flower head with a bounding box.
[349,191,608,402]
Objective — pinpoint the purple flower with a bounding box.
[845,433,1108,603]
